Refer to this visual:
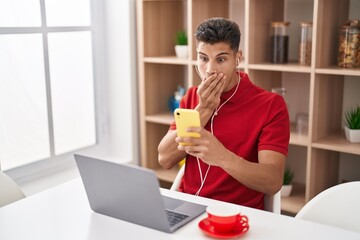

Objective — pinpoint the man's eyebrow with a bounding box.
[216,52,230,57]
[198,51,230,57]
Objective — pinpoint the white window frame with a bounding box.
[1,0,110,183]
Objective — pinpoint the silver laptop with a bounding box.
[74,154,206,233]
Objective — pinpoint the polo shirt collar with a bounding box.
[220,71,251,103]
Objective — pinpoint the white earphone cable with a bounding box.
[194,72,241,196]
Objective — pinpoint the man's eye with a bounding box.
[217,58,226,62]
[200,56,208,61]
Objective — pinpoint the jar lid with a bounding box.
[271,21,290,27]
[341,19,360,28]
[300,21,313,26]
[341,25,360,30]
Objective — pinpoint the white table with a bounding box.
[1,178,359,240]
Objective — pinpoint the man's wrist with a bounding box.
[195,105,214,126]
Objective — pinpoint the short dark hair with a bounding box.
[195,17,241,52]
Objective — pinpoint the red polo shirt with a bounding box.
[169,72,289,209]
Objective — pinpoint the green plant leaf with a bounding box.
[283,168,294,185]
[176,31,188,45]
[345,105,360,129]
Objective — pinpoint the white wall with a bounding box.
[102,0,139,164]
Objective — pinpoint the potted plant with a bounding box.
[344,105,360,143]
[281,168,294,197]
[174,30,188,58]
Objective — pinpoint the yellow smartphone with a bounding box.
[174,108,201,146]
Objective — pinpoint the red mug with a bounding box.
[206,205,246,233]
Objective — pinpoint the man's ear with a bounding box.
[235,50,242,66]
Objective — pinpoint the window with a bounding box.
[0,0,96,170]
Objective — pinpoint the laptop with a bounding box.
[74,154,206,233]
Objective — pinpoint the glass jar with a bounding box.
[270,21,290,63]
[338,20,360,68]
[296,113,309,136]
[271,87,289,111]
[298,22,312,65]
[271,87,286,97]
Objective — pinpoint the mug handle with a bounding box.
[238,215,248,225]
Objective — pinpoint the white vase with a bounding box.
[345,126,360,143]
[281,185,293,197]
[175,45,188,58]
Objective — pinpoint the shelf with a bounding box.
[143,0,182,2]
[249,63,360,76]
[145,112,173,125]
[289,123,309,147]
[312,132,360,155]
[144,56,190,65]
[237,63,246,69]
[248,63,312,73]
[315,67,360,76]
[281,182,306,214]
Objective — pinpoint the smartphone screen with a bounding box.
[174,108,200,146]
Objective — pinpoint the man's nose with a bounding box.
[205,62,217,77]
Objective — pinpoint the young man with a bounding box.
[158,18,289,210]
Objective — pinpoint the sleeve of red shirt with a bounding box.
[258,94,290,156]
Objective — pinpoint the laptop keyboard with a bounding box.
[165,209,189,227]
